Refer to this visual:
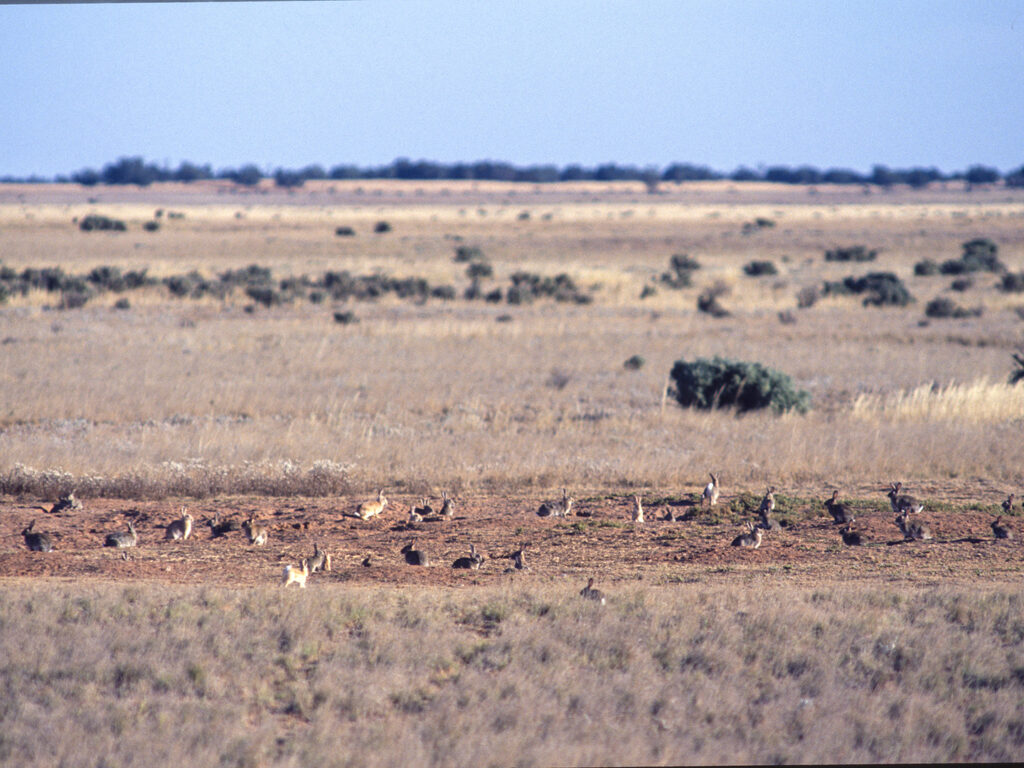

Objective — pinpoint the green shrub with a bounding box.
[79,215,126,232]
[113,298,131,310]
[914,259,940,276]
[660,254,700,289]
[743,260,778,277]
[333,311,358,325]
[466,261,493,280]
[623,355,645,370]
[454,246,484,262]
[940,238,1004,275]
[669,356,810,414]
[334,226,356,237]
[1000,273,1024,293]
[697,283,730,317]
[825,246,877,262]
[142,220,160,232]
[949,278,973,292]
[924,297,982,319]
[374,221,392,234]
[823,273,913,307]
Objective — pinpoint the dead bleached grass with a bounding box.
[2,580,1023,766]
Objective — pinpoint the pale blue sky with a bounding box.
[2,0,1022,177]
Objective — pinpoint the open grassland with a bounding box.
[3,580,1024,766]
[3,181,1024,766]
[2,181,1024,495]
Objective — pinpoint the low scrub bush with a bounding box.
[823,273,913,307]
[914,259,940,276]
[825,245,877,262]
[334,226,356,237]
[374,221,392,233]
[623,355,645,370]
[454,246,484,263]
[697,283,730,317]
[79,214,126,232]
[940,238,1005,275]
[660,254,700,289]
[924,297,982,319]
[669,356,810,414]
[743,260,778,277]
[999,272,1024,293]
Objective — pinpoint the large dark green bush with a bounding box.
[939,238,1004,275]
[669,356,810,414]
[823,272,913,307]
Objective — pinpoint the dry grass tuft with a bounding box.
[852,378,1024,424]
[2,581,1023,766]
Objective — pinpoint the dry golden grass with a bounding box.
[2,579,1023,766]
[1,182,1024,497]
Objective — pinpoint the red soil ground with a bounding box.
[3,485,1022,589]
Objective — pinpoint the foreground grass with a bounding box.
[2,581,1023,766]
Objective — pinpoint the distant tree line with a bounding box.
[3,155,1023,189]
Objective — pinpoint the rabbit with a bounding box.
[165,507,193,541]
[401,541,430,566]
[894,509,932,541]
[730,521,763,549]
[839,525,863,546]
[538,488,573,518]
[991,516,1014,540]
[407,507,424,524]
[241,515,268,546]
[308,542,332,573]
[758,486,776,516]
[438,491,454,519]
[282,559,310,588]
[1001,494,1015,515]
[48,491,82,515]
[579,577,606,604]
[825,490,855,524]
[631,495,644,524]
[104,520,138,549]
[504,548,529,573]
[452,543,485,570]
[207,512,241,538]
[414,497,433,517]
[702,472,720,508]
[356,489,387,521]
[888,482,924,515]
[22,520,54,552]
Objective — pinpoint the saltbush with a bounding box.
[825,246,877,262]
[999,272,1024,293]
[939,238,1004,275]
[823,272,913,307]
[660,254,700,289]
[669,356,810,414]
[79,215,126,232]
[743,260,778,277]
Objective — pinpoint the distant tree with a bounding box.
[1005,165,1024,188]
[102,156,160,186]
[222,164,262,186]
[964,164,1000,187]
[71,168,101,186]
[870,165,898,188]
[170,161,209,182]
[274,168,305,188]
[730,166,760,182]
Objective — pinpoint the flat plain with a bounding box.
[2,179,1024,766]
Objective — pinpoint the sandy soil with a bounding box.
[3,486,1022,589]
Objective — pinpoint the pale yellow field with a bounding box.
[2,181,1024,498]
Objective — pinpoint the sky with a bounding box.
[2,0,1023,178]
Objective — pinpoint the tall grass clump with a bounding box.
[851,378,1024,424]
